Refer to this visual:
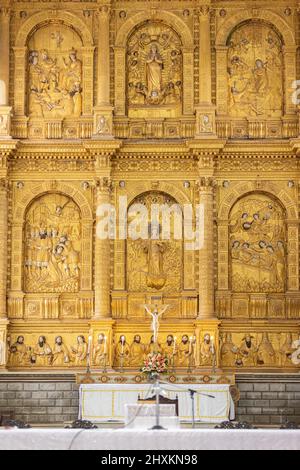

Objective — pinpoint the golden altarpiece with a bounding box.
[0,0,300,377]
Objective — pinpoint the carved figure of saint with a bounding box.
[162,335,177,363]
[129,335,145,367]
[280,334,293,366]
[200,334,214,367]
[61,49,82,92]
[9,336,28,366]
[93,334,107,368]
[147,335,162,355]
[221,333,238,367]
[114,335,130,368]
[144,226,167,290]
[52,336,70,367]
[291,336,300,366]
[239,335,258,367]
[32,336,52,367]
[146,44,163,99]
[257,333,276,366]
[71,336,87,366]
[177,335,191,368]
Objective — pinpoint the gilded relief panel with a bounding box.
[28,24,83,119]
[127,22,182,115]
[24,194,81,293]
[227,22,283,118]
[127,192,182,294]
[230,194,285,293]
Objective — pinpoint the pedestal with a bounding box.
[195,105,217,139]
[0,106,12,139]
[93,106,114,139]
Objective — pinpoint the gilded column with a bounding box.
[195,4,216,138]
[0,153,9,367]
[197,177,215,319]
[0,5,12,138]
[94,177,112,319]
[94,2,114,138]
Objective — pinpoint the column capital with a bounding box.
[196,177,216,193]
[0,8,11,21]
[98,5,111,19]
[196,5,211,17]
[95,177,113,196]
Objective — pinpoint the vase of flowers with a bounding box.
[141,352,169,382]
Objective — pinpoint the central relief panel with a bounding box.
[127,192,182,294]
[24,193,81,293]
[28,24,83,119]
[127,21,183,117]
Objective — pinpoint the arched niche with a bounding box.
[126,21,183,117]
[229,192,286,293]
[126,191,183,294]
[23,193,82,294]
[217,183,298,294]
[114,11,194,116]
[11,182,93,295]
[13,11,94,119]
[227,21,284,119]
[215,11,296,117]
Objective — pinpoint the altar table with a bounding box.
[1,429,300,450]
[79,383,235,424]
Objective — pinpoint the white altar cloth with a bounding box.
[79,383,235,424]
[1,429,300,451]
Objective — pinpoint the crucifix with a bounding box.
[144,304,169,345]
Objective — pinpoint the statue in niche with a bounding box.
[146,44,163,101]
[230,195,285,293]
[257,333,277,366]
[8,336,29,367]
[51,336,70,367]
[238,335,258,367]
[114,335,130,368]
[279,334,294,366]
[93,334,107,368]
[176,335,192,368]
[147,335,162,355]
[200,334,215,367]
[32,336,52,367]
[127,22,182,106]
[129,335,146,367]
[127,192,182,294]
[221,333,239,367]
[28,25,83,119]
[162,335,177,364]
[227,22,283,117]
[24,194,81,294]
[71,336,87,366]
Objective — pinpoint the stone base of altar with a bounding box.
[0,373,300,426]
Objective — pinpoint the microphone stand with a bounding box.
[149,376,166,431]
[159,380,215,429]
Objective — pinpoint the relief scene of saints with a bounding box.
[127,193,182,293]
[24,194,81,293]
[227,22,283,117]
[127,22,182,106]
[230,194,285,293]
[28,25,83,118]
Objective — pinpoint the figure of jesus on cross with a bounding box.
[144,304,169,346]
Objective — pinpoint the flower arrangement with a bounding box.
[141,352,169,376]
